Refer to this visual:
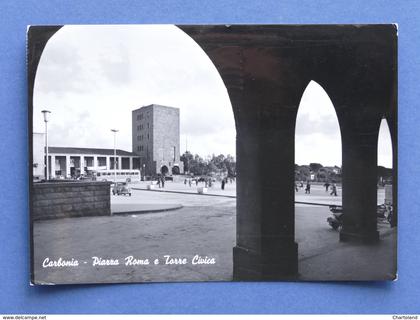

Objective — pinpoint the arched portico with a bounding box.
[179,25,397,279]
[28,24,397,281]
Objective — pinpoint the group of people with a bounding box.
[154,174,234,191]
[183,177,231,190]
[184,177,211,187]
[323,182,338,196]
[294,180,338,196]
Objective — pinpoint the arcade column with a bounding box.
[340,129,380,243]
[179,25,303,280]
[232,104,299,280]
[65,155,71,177]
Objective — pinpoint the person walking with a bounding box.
[295,182,299,192]
[161,175,165,188]
[221,178,226,190]
[157,176,161,188]
[330,183,337,196]
[324,182,330,192]
[305,181,311,194]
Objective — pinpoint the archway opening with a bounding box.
[377,118,393,186]
[172,165,180,175]
[294,80,342,268]
[295,80,342,184]
[160,165,169,175]
[377,118,394,227]
[31,24,237,283]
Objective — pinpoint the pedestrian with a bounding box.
[324,182,330,192]
[188,179,192,187]
[330,183,337,196]
[221,178,226,190]
[300,181,304,188]
[161,176,165,188]
[294,182,299,192]
[305,181,311,194]
[157,176,161,188]
[184,179,187,185]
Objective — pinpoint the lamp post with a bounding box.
[111,129,119,183]
[41,110,51,181]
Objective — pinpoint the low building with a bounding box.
[33,103,185,180]
[33,145,141,180]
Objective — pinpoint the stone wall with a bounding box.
[32,181,112,220]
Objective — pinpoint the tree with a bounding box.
[309,163,323,173]
[180,151,236,177]
[223,155,236,177]
[180,151,194,173]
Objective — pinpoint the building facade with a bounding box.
[132,104,184,176]
[32,143,141,180]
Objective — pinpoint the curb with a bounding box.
[131,187,236,199]
[112,204,183,215]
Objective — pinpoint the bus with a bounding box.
[96,169,141,183]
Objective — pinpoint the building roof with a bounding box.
[48,147,138,157]
[132,104,178,112]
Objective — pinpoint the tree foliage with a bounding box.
[180,152,236,177]
[309,163,323,172]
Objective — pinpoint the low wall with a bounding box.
[32,181,112,220]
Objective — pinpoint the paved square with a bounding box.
[33,182,395,284]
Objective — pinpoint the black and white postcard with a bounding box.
[28,24,397,284]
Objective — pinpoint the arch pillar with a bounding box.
[233,106,299,279]
[340,129,380,242]
[179,26,306,279]
[387,114,398,227]
[386,72,398,227]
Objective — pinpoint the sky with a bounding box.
[295,81,392,167]
[33,25,392,168]
[33,25,235,158]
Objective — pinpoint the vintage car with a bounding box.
[112,182,132,196]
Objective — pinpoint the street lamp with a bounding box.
[41,110,51,181]
[111,129,119,183]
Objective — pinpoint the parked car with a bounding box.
[112,182,131,196]
[327,204,395,230]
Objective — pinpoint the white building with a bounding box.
[33,137,141,180]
